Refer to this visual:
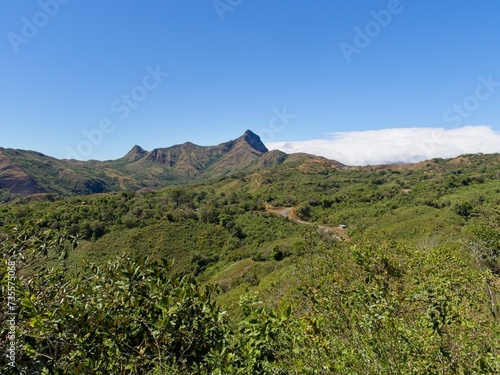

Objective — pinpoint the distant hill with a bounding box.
[0,130,343,200]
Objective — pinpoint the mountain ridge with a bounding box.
[4,129,495,202]
[0,130,341,200]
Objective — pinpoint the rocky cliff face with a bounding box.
[124,130,269,176]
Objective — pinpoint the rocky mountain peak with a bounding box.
[124,145,148,162]
[241,130,268,153]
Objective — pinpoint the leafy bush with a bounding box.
[1,227,231,374]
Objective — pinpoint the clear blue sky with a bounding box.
[1,0,500,160]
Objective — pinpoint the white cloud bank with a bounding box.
[266,126,500,166]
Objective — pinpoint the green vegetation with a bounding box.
[0,130,273,199]
[1,153,499,373]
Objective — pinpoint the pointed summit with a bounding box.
[241,130,268,153]
[123,145,147,162]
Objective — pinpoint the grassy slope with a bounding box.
[1,153,499,314]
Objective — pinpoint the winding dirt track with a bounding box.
[267,206,351,241]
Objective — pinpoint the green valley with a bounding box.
[1,135,499,374]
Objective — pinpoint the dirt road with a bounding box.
[268,206,350,241]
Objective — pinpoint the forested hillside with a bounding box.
[0,131,337,201]
[1,152,499,374]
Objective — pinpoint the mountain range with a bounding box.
[0,130,342,199]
